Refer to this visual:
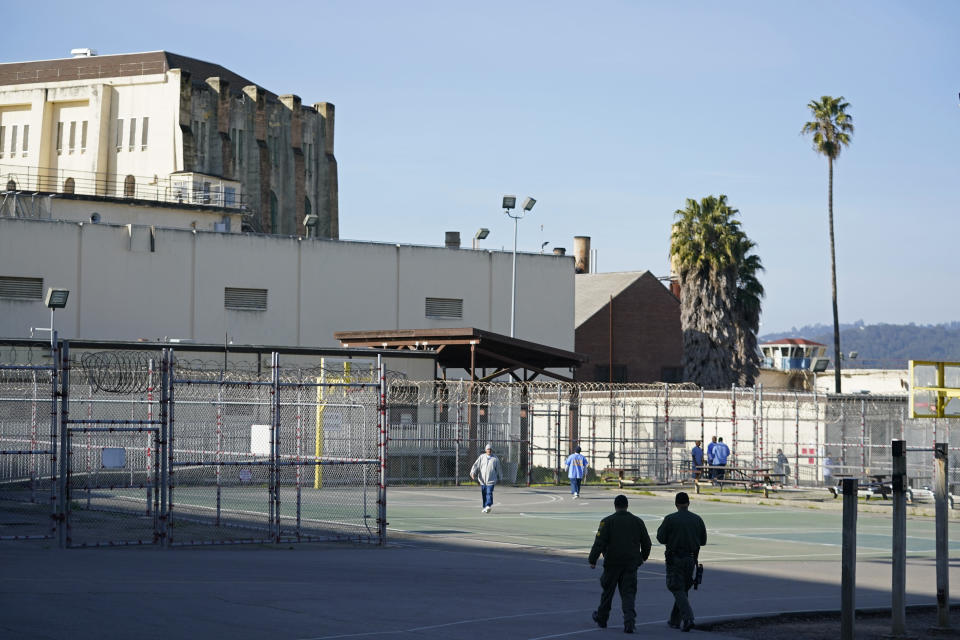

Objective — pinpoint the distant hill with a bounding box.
[759,321,960,369]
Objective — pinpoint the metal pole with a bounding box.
[758,384,764,471]
[555,384,561,485]
[166,349,176,546]
[510,215,518,337]
[935,442,950,629]
[860,399,866,477]
[794,393,800,487]
[752,386,758,469]
[455,381,462,486]
[664,383,670,483]
[891,439,906,637]
[731,385,737,467]
[841,477,858,640]
[377,355,388,545]
[56,337,67,549]
[271,352,280,542]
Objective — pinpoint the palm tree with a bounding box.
[802,96,854,393]
[670,195,764,388]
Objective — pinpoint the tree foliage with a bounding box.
[671,195,764,388]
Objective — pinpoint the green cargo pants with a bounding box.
[665,555,696,626]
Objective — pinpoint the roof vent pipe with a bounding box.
[70,48,97,58]
[574,236,590,273]
[444,231,461,249]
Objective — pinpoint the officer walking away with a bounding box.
[588,494,652,634]
[656,492,707,632]
[469,443,502,513]
[564,446,589,498]
[691,440,704,480]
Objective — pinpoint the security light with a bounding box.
[522,197,536,212]
[303,214,319,227]
[472,227,490,249]
[502,195,516,210]
[45,288,69,309]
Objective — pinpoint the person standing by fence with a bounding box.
[564,446,589,498]
[588,494,652,634]
[691,441,704,480]
[657,491,707,632]
[706,436,718,480]
[711,437,730,481]
[470,444,502,513]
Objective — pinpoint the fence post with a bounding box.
[377,355,388,545]
[56,339,68,549]
[934,442,950,629]
[731,385,737,467]
[271,352,281,543]
[758,384,764,471]
[455,381,462,486]
[794,393,800,487]
[860,399,866,477]
[841,477,858,640]
[891,439,906,637]
[167,349,176,546]
[555,384,561,485]
[663,383,670,483]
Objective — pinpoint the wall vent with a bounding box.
[224,287,268,311]
[0,276,43,300]
[425,297,463,318]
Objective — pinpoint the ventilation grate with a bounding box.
[425,297,463,318]
[0,276,43,300]
[224,287,268,311]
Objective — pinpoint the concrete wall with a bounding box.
[0,218,575,352]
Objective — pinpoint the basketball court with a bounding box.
[1,484,956,639]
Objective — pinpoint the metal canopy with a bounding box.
[334,328,587,382]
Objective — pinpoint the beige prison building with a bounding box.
[0,50,337,237]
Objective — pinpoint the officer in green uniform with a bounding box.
[588,494,652,634]
[656,491,707,632]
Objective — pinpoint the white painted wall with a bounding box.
[0,218,575,352]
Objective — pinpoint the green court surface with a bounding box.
[385,484,960,561]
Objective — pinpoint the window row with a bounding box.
[0,124,29,158]
[56,121,87,155]
[115,117,149,152]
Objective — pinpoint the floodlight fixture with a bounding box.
[45,288,69,309]
[502,195,517,210]
[522,197,536,212]
[303,214,320,238]
[472,227,490,249]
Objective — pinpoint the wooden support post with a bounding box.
[891,439,906,637]
[841,477,858,640]
[935,442,950,630]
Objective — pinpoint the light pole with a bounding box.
[44,288,69,349]
[502,195,536,337]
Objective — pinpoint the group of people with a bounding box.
[691,436,731,481]
[470,444,707,633]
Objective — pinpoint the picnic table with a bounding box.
[694,465,787,496]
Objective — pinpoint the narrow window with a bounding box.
[56,122,63,154]
[9,125,17,155]
[81,121,88,152]
[269,190,278,233]
[199,121,206,159]
[238,130,244,167]
[116,119,123,151]
[128,118,136,151]
[140,117,148,150]
[124,174,135,197]
[69,121,76,153]
[21,124,28,156]
[0,125,5,158]
[63,177,75,194]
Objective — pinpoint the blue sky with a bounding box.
[7,0,959,333]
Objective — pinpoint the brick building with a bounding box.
[574,271,682,383]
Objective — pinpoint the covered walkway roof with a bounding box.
[334,328,587,382]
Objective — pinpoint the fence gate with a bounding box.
[61,344,166,547]
[168,353,385,546]
[0,352,58,541]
